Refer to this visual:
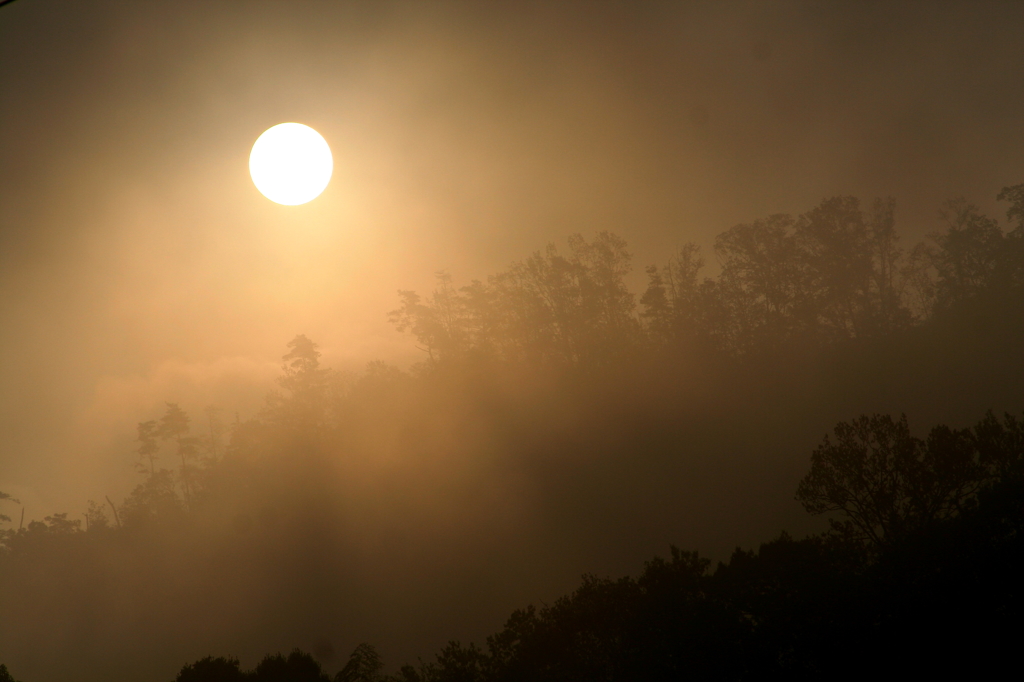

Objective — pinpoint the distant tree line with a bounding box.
[171,644,385,682]
[0,334,346,544]
[391,186,1024,363]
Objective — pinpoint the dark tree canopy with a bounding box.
[797,411,1023,548]
[0,490,18,526]
[391,189,1024,364]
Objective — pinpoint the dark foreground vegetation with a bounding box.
[160,409,1024,681]
[1,185,1023,681]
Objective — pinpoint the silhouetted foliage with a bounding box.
[159,402,201,508]
[335,643,384,682]
[385,411,1023,680]
[0,490,17,526]
[173,650,332,682]
[2,186,1023,682]
[119,468,183,528]
[252,650,331,682]
[391,189,1023,365]
[83,500,109,531]
[796,411,1023,548]
[390,232,639,366]
[136,419,160,477]
[931,198,1006,308]
[268,334,335,430]
[175,656,248,682]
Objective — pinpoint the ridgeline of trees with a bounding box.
[1,185,1023,681]
[166,407,1024,680]
[390,188,1024,364]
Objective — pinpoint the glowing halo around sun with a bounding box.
[249,123,333,205]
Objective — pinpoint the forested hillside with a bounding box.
[1,186,1023,682]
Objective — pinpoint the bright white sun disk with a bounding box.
[249,123,333,205]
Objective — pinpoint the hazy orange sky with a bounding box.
[2,0,1023,515]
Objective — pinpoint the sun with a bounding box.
[249,123,333,205]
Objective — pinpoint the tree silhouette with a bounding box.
[203,405,226,460]
[864,197,913,334]
[84,500,109,531]
[640,242,726,351]
[252,650,330,682]
[930,198,1005,308]
[391,232,639,366]
[795,414,988,547]
[119,468,182,527]
[267,334,334,431]
[715,213,804,348]
[159,402,199,508]
[995,182,1024,288]
[796,196,878,338]
[175,656,248,682]
[335,643,384,682]
[40,512,80,535]
[997,182,1024,233]
[135,419,160,477]
[0,490,18,527]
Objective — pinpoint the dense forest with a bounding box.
[155,405,1024,681]
[1,185,1023,681]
